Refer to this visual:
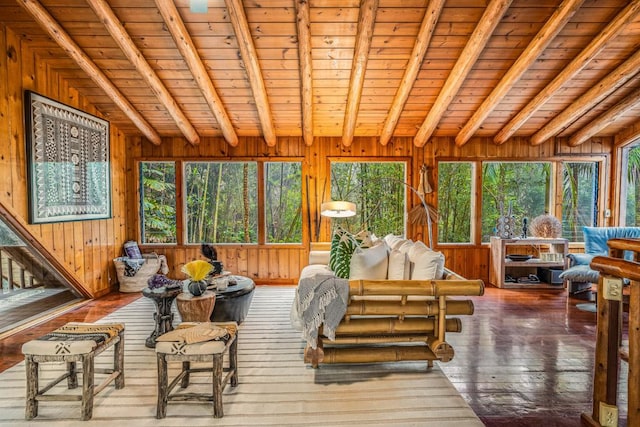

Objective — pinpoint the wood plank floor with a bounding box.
[0,285,626,426]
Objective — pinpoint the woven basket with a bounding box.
[114,254,163,293]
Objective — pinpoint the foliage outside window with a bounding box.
[140,161,176,244]
[265,162,302,243]
[561,162,598,241]
[438,162,473,243]
[481,162,551,242]
[330,162,406,236]
[185,162,257,244]
[623,145,640,226]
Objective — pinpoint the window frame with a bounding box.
[327,157,410,237]
[436,161,476,245]
[435,155,607,247]
[136,157,305,248]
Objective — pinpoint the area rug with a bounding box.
[0,286,482,426]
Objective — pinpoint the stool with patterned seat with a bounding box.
[155,321,238,418]
[21,322,125,420]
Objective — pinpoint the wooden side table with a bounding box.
[176,291,216,322]
[142,286,182,348]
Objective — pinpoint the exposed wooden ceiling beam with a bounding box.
[569,86,640,147]
[615,122,640,148]
[295,0,314,147]
[413,0,513,148]
[455,0,584,147]
[342,0,378,147]
[16,0,161,145]
[494,1,640,145]
[379,0,445,146]
[531,49,640,145]
[88,0,200,145]
[225,0,277,147]
[155,0,238,147]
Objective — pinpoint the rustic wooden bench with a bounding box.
[21,322,125,420]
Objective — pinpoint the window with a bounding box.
[438,162,473,243]
[561,162,598,241]
[184,162,257,244]
[330,161,406,236]
[140,161,176,244]
[481,162,551,242]
[622,145,640,226]
[265,162,302,243]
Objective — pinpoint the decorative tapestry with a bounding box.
[25,91,111,223]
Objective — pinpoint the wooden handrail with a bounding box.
[581,238,640,426]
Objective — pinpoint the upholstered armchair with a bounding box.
[560,226,640,295]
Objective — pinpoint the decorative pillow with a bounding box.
[388,249,410,280]
[384,234,405,250]
[566,253,595,267]
[123,240,143,259]
[349,242,389,280]
[122,258,145,277]
[329,227,359,279]
[397,240,414,254]
[411,250,445,280]
[407,240,429,261]
[559,265,600,283]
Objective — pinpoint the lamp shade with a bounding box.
[320,201,356,218]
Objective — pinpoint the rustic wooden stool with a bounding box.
[155,321,238,418]
[21,322,125,421]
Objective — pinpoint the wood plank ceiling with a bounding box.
[2,0,640,148]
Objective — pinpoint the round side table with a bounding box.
[176,291,216,322]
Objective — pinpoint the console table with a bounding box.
[489,237,568,289]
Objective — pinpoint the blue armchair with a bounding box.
[560,226,640,295]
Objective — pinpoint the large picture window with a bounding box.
[265,162,302,243]
[140,161,176,244]
[438,162,473,243]
[330,161,406,236]
[184,162,258,244]
[622,145,640,226]
[561,162,598,241]
[481,162,551,242]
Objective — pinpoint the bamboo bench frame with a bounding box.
[304,271,485,368]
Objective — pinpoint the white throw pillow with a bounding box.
[397,240,414,254]
[411,250,445,280]
[407,240,430,261]
[388,249,410,280]
[384,234,404,249]
[349,242,389,280]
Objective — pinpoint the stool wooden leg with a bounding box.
[230,336,238,387]
[180,361,190,388]
[25,356,38,420]
[81,354,95,421]
[212,355,224,418]
[114,333,125,389]
[156,353,168,419]
[67,361,78,388]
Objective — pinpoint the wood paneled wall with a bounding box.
[0,24,128,298]
[127,134,613,285]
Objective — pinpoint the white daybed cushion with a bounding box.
[408,240,445,280]
[387,249,410,280]
[349,242,389,280]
